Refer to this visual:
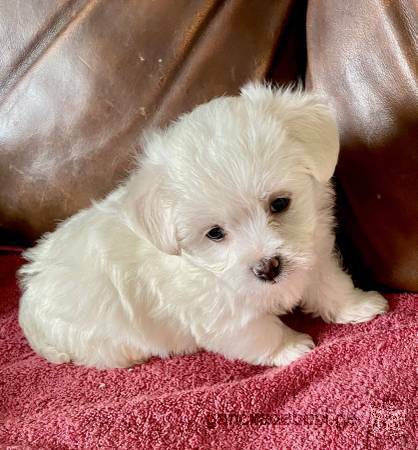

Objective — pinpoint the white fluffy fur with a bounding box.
[18,83,388,368]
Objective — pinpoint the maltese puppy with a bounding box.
[18,83,388,368]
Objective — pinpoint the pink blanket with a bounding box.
[1,252,416,449]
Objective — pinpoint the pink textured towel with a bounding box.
[0,253,417,449]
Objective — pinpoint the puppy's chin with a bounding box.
[184,251,312,312]
[216,259,310,311]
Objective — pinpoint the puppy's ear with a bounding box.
[241,82,340,183]
[279,93,340,184]
[128,161,180,256]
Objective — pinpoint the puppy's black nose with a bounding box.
[252,256,281,282]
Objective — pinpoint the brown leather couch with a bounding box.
[1,0,417,292]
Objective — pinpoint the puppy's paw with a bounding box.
[272,331,315,366]
[333,290,389,324]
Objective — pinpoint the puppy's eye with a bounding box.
[270,197,290,214]
[206,226,226,241]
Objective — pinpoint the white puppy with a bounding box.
[18,83,388,368]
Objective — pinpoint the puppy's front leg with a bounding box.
[302,256,389,324]
[198,315,314,366]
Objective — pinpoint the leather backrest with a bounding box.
[306,0,418,291]
[0,0,299,240]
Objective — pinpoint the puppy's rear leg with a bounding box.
[197,315,314,367]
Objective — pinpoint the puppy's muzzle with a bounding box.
[252,256,281,282]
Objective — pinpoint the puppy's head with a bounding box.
[131,83,339,303]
